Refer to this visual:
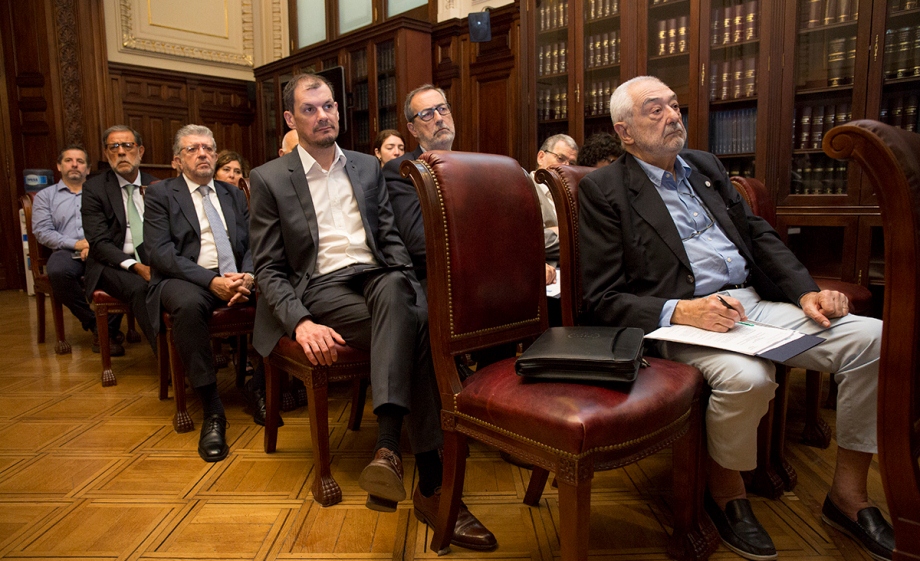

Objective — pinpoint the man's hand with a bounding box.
[79,247,89,261]
[74,239,89,251]
[223,272,253,306]
[208,275,248,303]
[131,263,151,282]
[800,290,849,328]
[545,263,557,286]
[672,293,748,332]
[294,318,346,366]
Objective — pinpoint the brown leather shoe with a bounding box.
[413,486,498,551]
[359,448,405,511]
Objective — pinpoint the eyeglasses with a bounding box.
[544,150,576,166]
[680,193,716,242]
[411,103,451,122]
[105,142,137,153]
[181,144,216,155]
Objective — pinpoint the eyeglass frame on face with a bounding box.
[410,103,451,122]
[181,144,216,155]
[105,142,138,153]
[544,150,576,166]
[679,192,716,242]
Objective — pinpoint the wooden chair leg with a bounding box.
[281,372,298,412]
[263,359,281,453]
[36,292,46,344]
[431,430,469,555]
[557,477,592,561]
[523,467,550,506]
[824,375,839,410]
[169,327,194,433]
[771,367,796,491]
[802,369,832,448]
[347,377,369,431]
[157,332,170,400]
[125,311,141,343]
[50,296,70,354]
[235,335,248,388]
[97,306,117,387]
[307,373,341,506]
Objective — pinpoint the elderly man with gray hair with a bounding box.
[531,133,578,266]
[144,124,258,463]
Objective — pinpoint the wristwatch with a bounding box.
[244,272,256,287]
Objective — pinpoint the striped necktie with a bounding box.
[197,185,237,275]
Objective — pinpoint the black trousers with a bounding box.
[47,250,120,333]
[96,265,156,352]
[301,265,442,454]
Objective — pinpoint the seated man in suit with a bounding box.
[249,73,495,550]
[144,124,260,463]
[33,145,123,353]
[82,125,159,355]
[579,75,892,561]
[531,133,578,267]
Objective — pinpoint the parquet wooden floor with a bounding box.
[0,290,887,561]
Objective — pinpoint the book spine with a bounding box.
[913,26,920,77]
[712,8,722,46]
[744,55,757,97]
[811,105,825,149]
[723,6,733,44]
[745,0,758,41]
[733,58,744,99]
[799,105,813,149]
[560,40,567,73]
[602,33,610,65]
[733,4,744,43]
[827,37,846,86]
[668,18,678,54]
[678,16,688,53]
[896,26,911,78]
[721,60,732,100]
[823,0,837,26]
[905,95,918,132]
[612,31,619,64]
[836,0,850,23]
[658,20,667,56]
[805,0,823,29]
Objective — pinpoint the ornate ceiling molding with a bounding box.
[118,0,254,68]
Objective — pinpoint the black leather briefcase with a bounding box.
[515,326,645,383]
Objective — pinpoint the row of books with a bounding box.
[724,159,755,179]
[801,0,858,29]
[791,157,849,195]
[537,41,569,76]
[538,1,568,32]
[878,93,919,132]
[377,44,396,73]
[709,108,757,155]
[883,25,920,80]
[352,51,368,81]
[538,88,569,121]
[376,76,398,108]
[353,83,369,111]
[796,35,856,88]
[586,32,621,68]
[711,1,759,46]
[793,103,852,151]
[587,0,619,21]
[889,0,919,12]
[378,109,398,132]
[354,116,371,145]
[584,80,617,117]
[654,17,690,56]
[709,55,758,101]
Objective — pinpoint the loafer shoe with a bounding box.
[359,448,405,510]
[242,379,282,427]
[821,495,893,561]
[413,486,498,551]
[705,493,777,561]
[198,414,229,462]
[91,331,125,357]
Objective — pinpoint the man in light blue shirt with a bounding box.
[32,146,122,354]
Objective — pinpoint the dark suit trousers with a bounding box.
[158,279,225,389]
[302,265,442,454]
[47,250,120,333]
[96,266,156,352]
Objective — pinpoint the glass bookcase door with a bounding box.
[646,0,692,146]
[877,2,920,132]
[376,40,398,134]
[584,0,621,137]
[536,0,572,141]
[350,47,371,154]
[707,0,761,178]
[788,0,861,197]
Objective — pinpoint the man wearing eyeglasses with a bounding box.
[143,124,257,463]
[82,125,159,355]
[382,84,455,293]
[532,133,579,267]
[579,76,890,561]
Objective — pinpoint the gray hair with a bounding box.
[609,76,668,125]
[102,125,143,147]
[173,124,216,156]
[539,133,577,153]
[403,84,448,122]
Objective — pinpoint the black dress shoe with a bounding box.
[198,414,229,462]
[822,495,893,561]
[242,379,283,427]
[91,331,125,357]
[704,493,777,561]
[413,486,498,551]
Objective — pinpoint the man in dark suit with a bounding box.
[249,74,494,550]
[143,124,257,463]
[82,125,159,353]
[579,76,891,561]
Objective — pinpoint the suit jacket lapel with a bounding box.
[171,178,201,238]
[106,171,127,232]
[625,155,693,272]
[288,154,321,255]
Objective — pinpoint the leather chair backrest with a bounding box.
[535,164,596,326]
[730,176,776,228]
[19,192,51,279]
[402,151,548,394]
[824,119,920,557]
[238,177,251,206]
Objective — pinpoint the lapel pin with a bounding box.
[705,181,711,187]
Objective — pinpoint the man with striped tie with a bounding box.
[144,124,257,463]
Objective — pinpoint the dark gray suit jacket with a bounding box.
[383,146,426,279]
[82,168,158,298]
[249,147,413,356]
[579,149,819,333]
[142,176,253,333]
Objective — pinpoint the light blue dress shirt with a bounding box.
[31,180,84,251]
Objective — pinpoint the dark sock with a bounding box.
[249,361,265,388]
[416,449,443,497]
[375,403,406,453]
[196,382,225,418]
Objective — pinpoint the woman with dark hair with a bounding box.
[576,132,624,168]
[214,150,250,187]
[373,129,406,167]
